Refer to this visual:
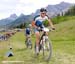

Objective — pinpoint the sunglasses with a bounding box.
[41,13,46,14]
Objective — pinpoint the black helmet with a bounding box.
[40,8,47,12]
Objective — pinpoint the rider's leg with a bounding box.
[35,31,40,54]
[25,34,29,43]
[35,32,40,46]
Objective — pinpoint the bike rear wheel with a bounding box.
[42,39,52,61]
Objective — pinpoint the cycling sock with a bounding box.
[36,46,39,54]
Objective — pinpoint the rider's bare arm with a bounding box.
[48,19,55,29]
[32,21,37,28]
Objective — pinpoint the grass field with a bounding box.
[0,18,75,64]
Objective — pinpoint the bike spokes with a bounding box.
[25,39,32,49]
[43,39,52,61]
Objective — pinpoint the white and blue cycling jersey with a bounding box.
[34,15,49,28]
[33,15,49,32]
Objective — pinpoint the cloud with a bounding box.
[15,0,53,15]
[0,0,18,13]
[0,0,75,19]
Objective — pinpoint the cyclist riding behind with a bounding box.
[25,24,31,43]
[32,8,55,55]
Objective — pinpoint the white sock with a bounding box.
[36,46,39,53]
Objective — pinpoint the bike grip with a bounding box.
[52,28,55,30]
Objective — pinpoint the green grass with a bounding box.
[52,16,75,24]
[0,17,75,64]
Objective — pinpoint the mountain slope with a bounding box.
[34,2,73,17]
[6,14,33,28]
[7,2,74,28]
[0,14,18,27]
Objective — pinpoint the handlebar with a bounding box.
[49,28,55,31]
[37,27,55,32]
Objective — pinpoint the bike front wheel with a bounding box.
[25,40,32,49]
[42,39,52,61]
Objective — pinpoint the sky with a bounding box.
[0,0,75,19]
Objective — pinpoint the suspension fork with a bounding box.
[39,32,46,47]
[41,32,48,45]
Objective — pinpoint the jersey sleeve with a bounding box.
[33,15,40,21]
[46,15,50,19]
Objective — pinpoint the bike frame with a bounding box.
[39,31,48,51]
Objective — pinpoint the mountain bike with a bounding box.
[35,28,54,61]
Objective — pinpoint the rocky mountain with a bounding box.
[0,14,18,27]
[0,2,74,28]
[6,14,33,28]
[9,14,18,20]
[33,2,73,17]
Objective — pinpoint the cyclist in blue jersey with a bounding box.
[25,25,31,43]
[32,8,55,55]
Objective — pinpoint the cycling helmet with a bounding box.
[40,8,47,12]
